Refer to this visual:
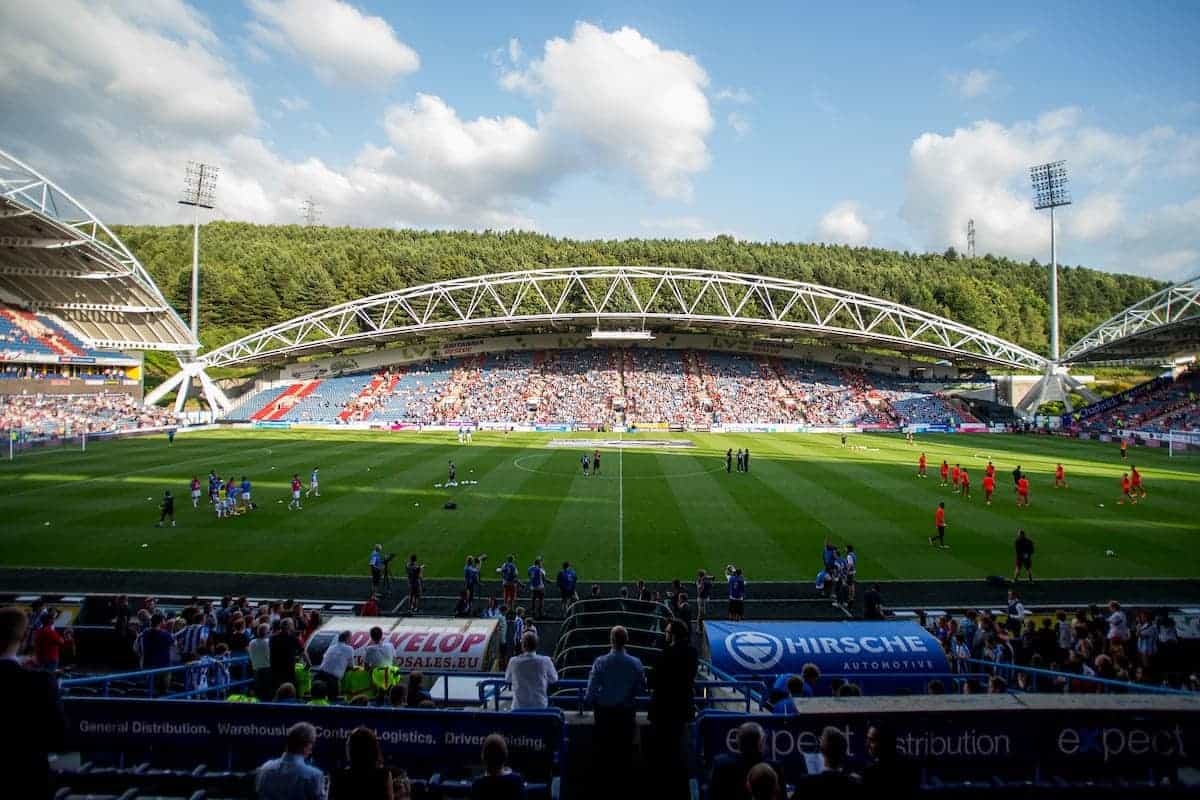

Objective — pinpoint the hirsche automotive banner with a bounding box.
[705,621,949,694]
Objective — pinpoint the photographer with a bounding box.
[368,545,384,593]
[498,555,520,608]
[464,553,487,605]
[725,565,746,621]
[406,555,424,613]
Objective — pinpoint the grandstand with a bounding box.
[223,346,976,430]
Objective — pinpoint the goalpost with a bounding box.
[1168,429,1195,458]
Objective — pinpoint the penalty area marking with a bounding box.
[511,454,726,481]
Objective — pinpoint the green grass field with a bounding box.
[0,429,1197,582]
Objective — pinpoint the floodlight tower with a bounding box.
[1017,160,1097,418]
[1030,160,1071,360]
[967,218,976,259]
[178,161,218,344]
[301,197,321,227]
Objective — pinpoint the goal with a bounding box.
[1168,429,1196,458]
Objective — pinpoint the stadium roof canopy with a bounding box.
[199,266,1048,371]
[1062,275,1200,364]
[0,149,195,351]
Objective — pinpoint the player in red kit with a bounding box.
[940,460,949,486]
[985,460,995,479]
[1131,466,1145,499]
[929,502,947,548]
[960,468,971,499]
[951,464,961,494]
[288,474,303,510]
[1016,476,1030,508]
[1119,473,1133,504]
[1054,463,1067,488]
[918,453,927,478]
[190,476,201,509]
[983,472,995,505]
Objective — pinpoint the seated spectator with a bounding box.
[273,682,299,703]
[746,762,782,800]
[406,671,430,707]
[387,683,408,708]
[505,631,558,710]
[472,733,526,800]
[255,721,326,800]
[800,726,860,788]
[331,726,394,800]
[709,722,793,800]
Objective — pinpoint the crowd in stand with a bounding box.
[535,349,620,425]
[231,347,974,429]
[0,391,176,437]
[623,349,707,425]
[1074,370,1200,435]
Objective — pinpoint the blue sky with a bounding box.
[0,1,1197,278]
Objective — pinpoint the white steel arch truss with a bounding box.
[0,148,195,350]
[200,266,1047,370]
[1063,275,1200,363]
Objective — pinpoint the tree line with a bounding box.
[114,222,1164,356]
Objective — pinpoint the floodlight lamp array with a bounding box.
[1030,160,1071,210]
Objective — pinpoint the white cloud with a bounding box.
[715,87,752,104]
[817,201,871,246]
[727,112,750,138]
[508,38,523,64]
[0,1,255,133]
[247,0,419,86]
[902,109,1200,277]
[969,29,1031,54]
[947,69,998,99]
[1068,193,1122,240]
[501,22,714,200]
[0,11,718,236]
[279,96,310,112]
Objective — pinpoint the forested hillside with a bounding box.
[114,222,1163,356]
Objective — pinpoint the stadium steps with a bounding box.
[337,374,385,422]
[261,380,321,421]
[247,384,301,421]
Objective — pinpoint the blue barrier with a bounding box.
[62,656,251,699]
[694,703,1200,780]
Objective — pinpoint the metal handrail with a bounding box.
[476,678,766,713]
[61,656,251,698]
[959,657,1193,695]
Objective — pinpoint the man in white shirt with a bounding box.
[314,630,355,701]
[362,625,395,668]
[1107,600,1130,644]
[248,623,273,700]
[505,631,558,710]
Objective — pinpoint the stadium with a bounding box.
[2,23,1200,800]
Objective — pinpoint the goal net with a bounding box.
[1168,429,1197,458]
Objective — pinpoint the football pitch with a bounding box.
[0,429,1197,583]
